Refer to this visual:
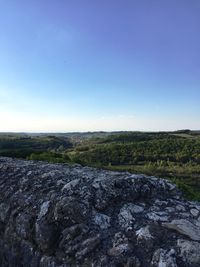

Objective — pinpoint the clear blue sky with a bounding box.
[0,0,200,131]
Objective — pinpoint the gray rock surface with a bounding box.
[0,157,200,266]
[162,219,200,241]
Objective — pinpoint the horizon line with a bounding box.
[0,129,199,134]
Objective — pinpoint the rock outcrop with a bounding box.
[0,157,200,267]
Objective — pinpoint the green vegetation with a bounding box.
[28,151,70,163]
[0,135,72,158]
[0,130,200,200]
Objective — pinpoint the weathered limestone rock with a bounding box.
[136,225,153,240]
[177,239,200,266]
[162,219,200,241]
[0,157,200,267]
[190,208,199,217]
[93,212,111,229]
[151,248,178,267]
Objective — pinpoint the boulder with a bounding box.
[0,157,200,266]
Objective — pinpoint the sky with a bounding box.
[0,0,200,132]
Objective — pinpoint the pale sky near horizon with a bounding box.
[0,0,200,132]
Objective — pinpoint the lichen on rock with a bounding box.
[0,157,200,266]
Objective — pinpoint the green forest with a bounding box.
[0,130,200,200]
